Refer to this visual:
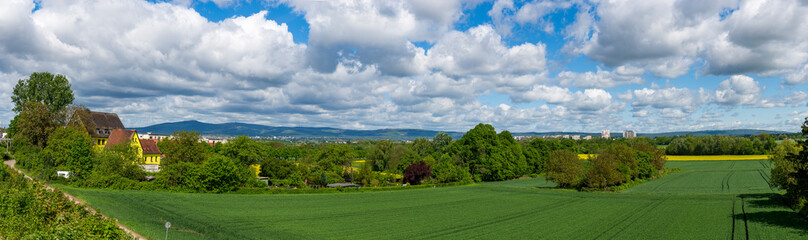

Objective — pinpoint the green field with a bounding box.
[60,160,808,239]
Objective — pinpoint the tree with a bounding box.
[403,161,432,185]
[411,138,432,158]
[431,154,471,183]
[67,137,94,179]
[221,135,266,166]
[13,102,57,147]
[432,132,452,154]
[769,139,799,190]
[12,72,74,113]
[158,130,209,165]
[43,127,91,169]
[368,140,394,171]
[546,150,584,188]
[453,124,527,181]
[585,153,624,188]
[315,144,355,174]
[200,155,251,193]
[782,117,808,208]
[93,140,145,180]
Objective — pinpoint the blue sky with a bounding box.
[1,0,807,133]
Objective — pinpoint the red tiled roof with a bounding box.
[140,139,161,155]
[105,129,135,149]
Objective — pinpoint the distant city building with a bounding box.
[623,130,637,138]
[601,130,610,138]
[571,135,581,140]
[138,132,170,142]
[583,136,592,140]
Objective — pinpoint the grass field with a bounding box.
[577,154,771,161]
[59,160,808,239]
[666,155,770,161]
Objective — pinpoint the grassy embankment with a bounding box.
[58,160,808,239]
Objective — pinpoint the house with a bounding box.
[623,130,637,138]
[140,139,162,172]
[89,111,126,151]
[106,129,163,172]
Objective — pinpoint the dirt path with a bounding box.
[3,159,147,240]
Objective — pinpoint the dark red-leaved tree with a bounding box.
[403,161,432,185]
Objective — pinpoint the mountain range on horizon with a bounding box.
[133,120,794,140]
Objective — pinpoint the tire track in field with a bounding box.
[722,170,736,192]
[757,169,775,192]
[420,198,584,238]
[731,199,736,240]
[741,197,750,240]
[593,197,668,239]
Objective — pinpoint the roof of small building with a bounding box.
[140,139,161,154]
[90,111,125,138]
[105,129,136,149]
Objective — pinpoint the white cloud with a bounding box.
[785,63,808,85]
[632,87,702,112]
[566,0,808,79]
[557,66,644,88]
[426,25,547,76]
[714,75,762,106]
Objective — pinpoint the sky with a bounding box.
[1,0,807,134]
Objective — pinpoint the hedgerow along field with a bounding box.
[59,160,808,239]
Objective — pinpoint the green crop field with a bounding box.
[59,160,808,239]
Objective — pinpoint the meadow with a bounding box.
[59,160,808,239]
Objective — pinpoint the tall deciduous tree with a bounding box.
[783,117,808,208]
[221,135,266,166]
[158,130,209,165]
[11,72,74,113]
[546,150,584,188]
[13,102,57,147]
[369,140,394,171]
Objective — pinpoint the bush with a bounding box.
[0,164,129,239]
[156,162,204,191]
[403,161,432,185]
[431,154,472,184]
[546,150,584,188]
[200,155,252,193]
[585,153,624,188]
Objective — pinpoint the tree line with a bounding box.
[665,134,777,155]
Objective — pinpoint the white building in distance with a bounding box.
[623,130,637,138]
[601,130,610,138]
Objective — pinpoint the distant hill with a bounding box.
[638,129,791,138]
[134,120,467,140]
[134,120,793,140]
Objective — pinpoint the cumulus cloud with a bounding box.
[426,25,547,76]
[632,87,702,112]
[280,0,463,75]
[714,75,762,106]
[514,86,623,113]
[557,65,644,88]
[567,0,808,79]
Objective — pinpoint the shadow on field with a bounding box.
[734,193,808,236]
[739,193,788,209]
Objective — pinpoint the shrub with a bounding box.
[200,155,252,193]
[403,161,432,185]
[156,162,204,191]
[546,150,584,188]
[431,154,471,183]
[585,153,624,188]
